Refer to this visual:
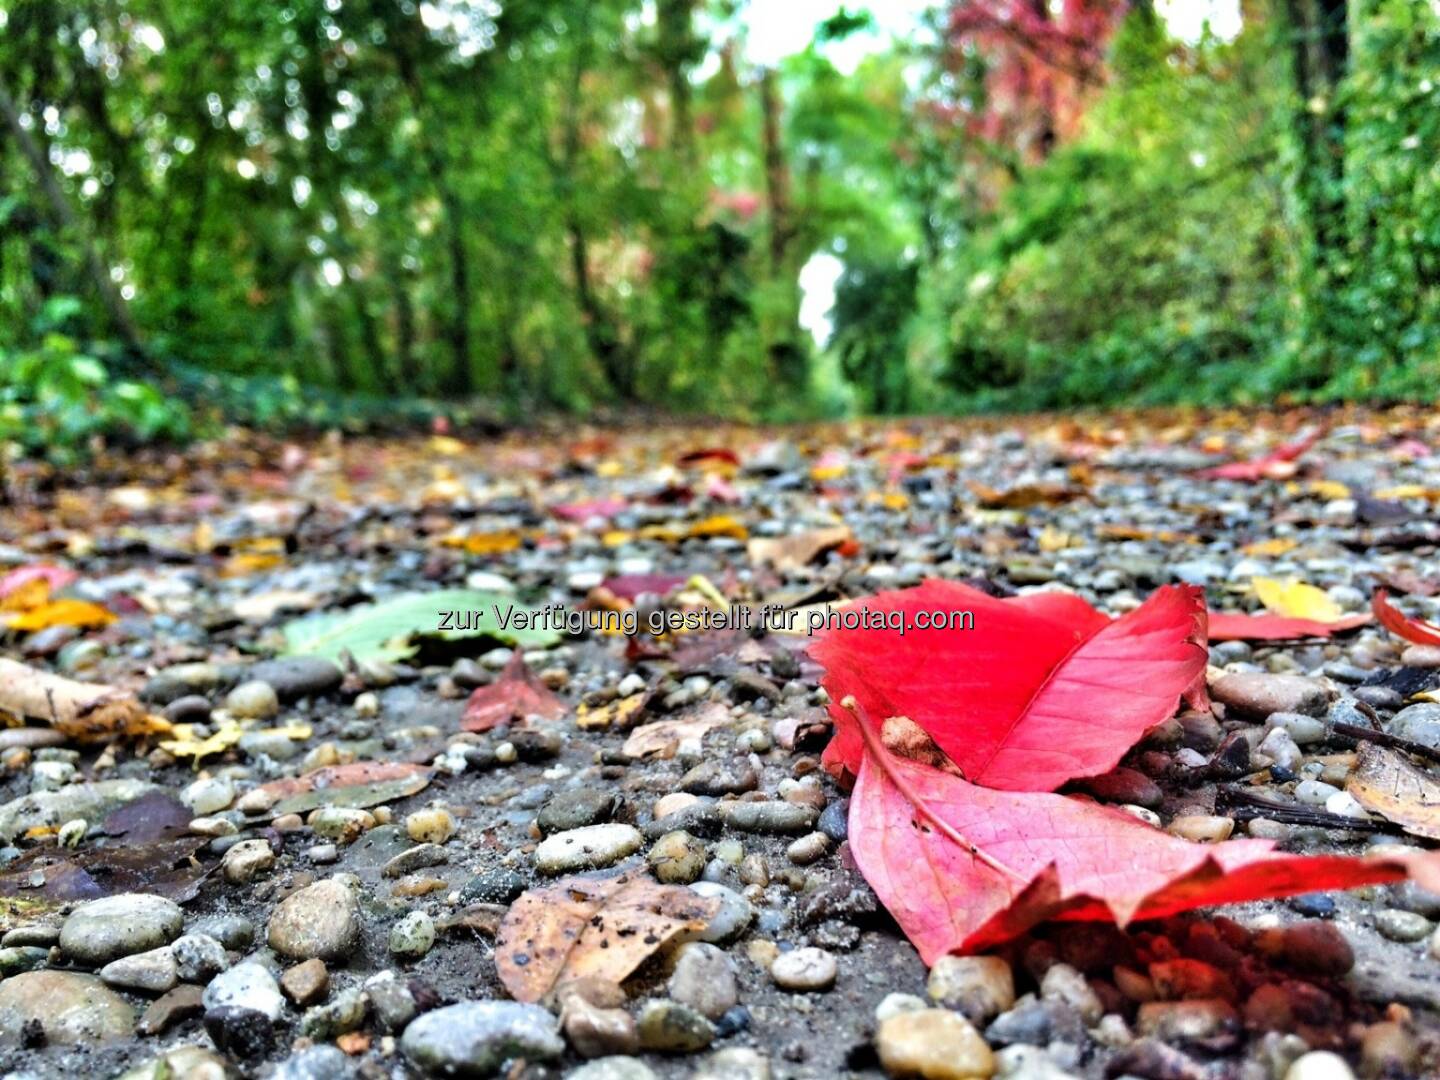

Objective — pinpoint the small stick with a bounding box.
[1330,721,1440,767]
[1217,787,1400,833]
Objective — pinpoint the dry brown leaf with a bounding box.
[1347,742,1440,840]
[0,658,169,742]
[968,482,1080,509]
[621,702,731,759]
[495,871,720,1003]
[577,693,649,731]
[746,525,851,571]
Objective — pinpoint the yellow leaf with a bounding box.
[5,598,116,631]
[160,720,244,762]
[602,529,635,547]
[444,531,523,556]
[1241,538,1298,557]
[0,577,52,613]
[810,464,847,482]
[1307,480,1351,499]
[1376,485,1440,501]
[576,694,647,730]
[220,552,285,578]
[686,515,748,541]
[1252,577,1344,622]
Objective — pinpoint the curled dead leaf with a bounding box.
[621,702,731,759]
[0,658,169,743]
[1347,742,1440,840]
[495,870,719,1003]
[746,525,851,571]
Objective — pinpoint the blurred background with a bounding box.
[0,1,1436,453]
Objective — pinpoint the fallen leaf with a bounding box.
[0,659,169,742]
[4,597,117,632]
[747,526,851,571]
[552,498,627,522]
[967,482,1079,509]
[621,702,731,759]
[577,693,650,731]
[1241,538,1298,557]
[811,582,1208,792]
[234,589,320,622]
[159,720,245,762]
[495,871,720,1003]
[839,700,1439,962]
[1373,570,1440,598]
[444,531,523,556]
[1347,742,1440,840]
[1207,612,1370,641]
[1197,431,1321,481]
[0,563,78,602]
[1252,577,1345,623]
[461,652,565,732]
[1372,589,1440,647]
[598,574,686,601]
[253,761,433,816]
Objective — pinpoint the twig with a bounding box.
[1330,721,1440,767]
[1217,787,1400,834]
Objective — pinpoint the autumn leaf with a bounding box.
[967,481,1080,509]
[1196,430,1321,481]
[461,652,566,732]
[495,871,719,1003]
[812,581,1208,792]
[1347,742,1440,840]
[1251,576,1345,622]
[0,658,168,742]
[1371,589,1440,647]
[838,700,1440,962]
[251,761,432,815]
[1207,611,1370,642]
[4,597,118,632]
[746,525,851,571]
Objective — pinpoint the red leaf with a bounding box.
[1196,431,1322,481]
[845,714,1440,963]
[676,447,740,468]
[1208,611,1371,641]
[461,652,566,732]
[600,573,687,601]
[812,582,1206,792]
[551,498,627,522]
[0,563,78,602]
[1372,589,1440,647]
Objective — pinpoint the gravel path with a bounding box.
[2,410,1439,1079]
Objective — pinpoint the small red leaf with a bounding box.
[461,652,566,732]
[1372,589,1440,647]
[1197,431,1322,481]
[1208,611,1371,641]
[812,582,1206,792]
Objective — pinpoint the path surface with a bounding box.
[2,408,1440,1078]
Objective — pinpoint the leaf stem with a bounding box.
[840,696,1029,885]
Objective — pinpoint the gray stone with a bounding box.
[141,662,225,705]
[770,946,837,992]
[248,656,345,700]
[566,1058,658,1080]
[203,961,285,1020]
[172,933,229,983]
[390,910,437,958]
[383,842,450,878]
[1040,963,1103,1025]
[1375,908,1433,943]
[300,986,367,1039]
[268,878,363,961]
[1210,673,1329,718]
[1267,711,1328,745]
[534,823,643,874]
[689,881,755,943]
[1387,703,1440,749]
[225,679,280,719]
[927,954,1016,1024]
[60,892,183,965]
[715,800,817,834]
[636,999,715,1052]
[680,760,759,796]
[99,946,179,993]
[668,942,738,1020]
[401,1001,564,1076]
[0,779,158,841]
[536,789,618,834]
[271,1045,356,1080]
[0,970,135,1044]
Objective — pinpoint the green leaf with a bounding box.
[281,589,559,663]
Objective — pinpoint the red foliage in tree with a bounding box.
[946,0,1131,163]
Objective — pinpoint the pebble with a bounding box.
[537,788,619,834]
[715,800,817,834]
[927,955,1016,1024]
[204,1004,275,1060]
[562,993,640,1058]
[1166,814,1235,842]
[693,1048,771,1080]
[406,806,457,844]
[383,842,449,878]
[222,837,277,883]
[401,1001,564,1075]
[567,1058,658,1080]
[299,985,367,1039]
[770,946,837,991]
[390,910,437,957]
[817,799,848,842]
[192,915,255,951]
[786,831,830,865]
[1374,908,1433,942]
[308,805,376,842]
[60,892,184,965]
[1039,964,1102,1025]
[637,998,715,1052]
[649,829,707,884]
[270,1045,353,1080]
[248,656,344,699]
[267,878,363,961]
[225,679,280,719]
[1280,920,1354,976]
[280,958,330,1006]
[668,942,739,1019]
[181,775,235,815]
[1267,711,1328,745]
[203,961,286,1020]
[681,759,759,796]
[1136,999,1240,1046]
[875,1008,996,1080]
[136,984,206,1037]
[0,970,135,1044]
[1386,702,1440,749]
[99,946,179,993]
[1285,1051,1356,1080]
[535,823,643,873]
[1210,673,1329,718]
[1294,779,1339,806]
[689,881,755,943]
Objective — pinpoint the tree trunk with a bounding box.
[759,69,793,274]
[657,0,697,162]
[0,76,146,359]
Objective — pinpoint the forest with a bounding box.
[1,1,1438,450]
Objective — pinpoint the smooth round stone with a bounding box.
[649,830,706,884]
[1136,999,1240,1045]
[223,838,277,883]
[636,999,715,1052]
[192,916,255,951]
[1387,703,1440,749]
[567,1058,658,1080]
[1295,780,1340,806]
[927,955,1015,1024]
[534,824,642,874]
[1285,1051,1356,1080]
[401,1001,563,1076]
[269,1045,353,1080]
[406,807,457,844]
[60,893,183,965]
[203,961,285,1020]
[171,933,228,983]
[1210,673,1329,718]
[1280,921,1354,976]
[537,789,619,835]
[0,970,135,1044]
[247,657,344,700]
[390,911,436,958]
[876,992,929,1023]
[1374,908,1433,943]
[268,879,363,962]
[770,946,837,992]
[117,1046,230,1080]
[667,942,738,1020]
[1267,712,1327,745]
[689,882,755,943]
[1166,815,1234,843]
[786,832,830,865]
[99,946,179,993]
[182,776,235,815]
[225,680,280,719]
[876,1008,995,1080]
